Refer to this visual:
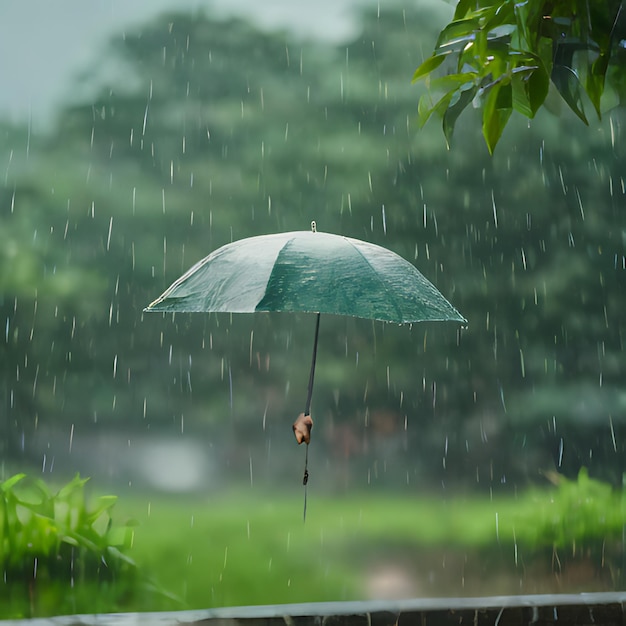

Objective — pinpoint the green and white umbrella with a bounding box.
[145,226,465,325]
[145,223,466,509]
[145,222,465,418]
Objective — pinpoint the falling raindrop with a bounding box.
[574,187,585,220]
[495,512,499,543]
[609,415,617,453]
[228,364,233,412]
[491,190,498,228]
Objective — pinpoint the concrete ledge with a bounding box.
[3,593,626,626]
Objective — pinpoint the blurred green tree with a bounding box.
[0,3,624,492]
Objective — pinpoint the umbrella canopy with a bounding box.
[145,229,466,324]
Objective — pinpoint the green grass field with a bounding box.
[113,470,625,612]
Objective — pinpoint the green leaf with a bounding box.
[435,18,480,53]
[412,54,446,83]
[58,533,80,548]
[486,24,517,42]
[526,63,550,115]
[511,60,550,118]
[12,476,54,517]
[536,36,554,78]
[430,72,479,93]
[586,53,609,118]
[512,0,532,48]
[443,87,477,147]
[56,473,90,500]
[551,64,589,124]
[452,0,476,20]
[85,495,118,528]
[512,76,534,118]
[106,524,135,548]
[418,92,452,129]
[106,545,137,568]
[417,93,435,128]
[0,474,26,493]
[482,82,513,154]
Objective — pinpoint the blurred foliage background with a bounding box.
[1,0,625,615]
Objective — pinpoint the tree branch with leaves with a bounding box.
[414,0,626,153]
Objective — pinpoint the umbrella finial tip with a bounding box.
[311,221,317,233]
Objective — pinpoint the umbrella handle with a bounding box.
[304,312,321,416]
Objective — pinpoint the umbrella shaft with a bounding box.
[304,313,321,416]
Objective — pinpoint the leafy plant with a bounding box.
[413,0,626,152]
[487,468,625,586]
[0,473,140,618]
[513,468,624,550]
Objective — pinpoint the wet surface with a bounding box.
[3,593,626,625]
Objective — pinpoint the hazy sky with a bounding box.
[0,0,362,127]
